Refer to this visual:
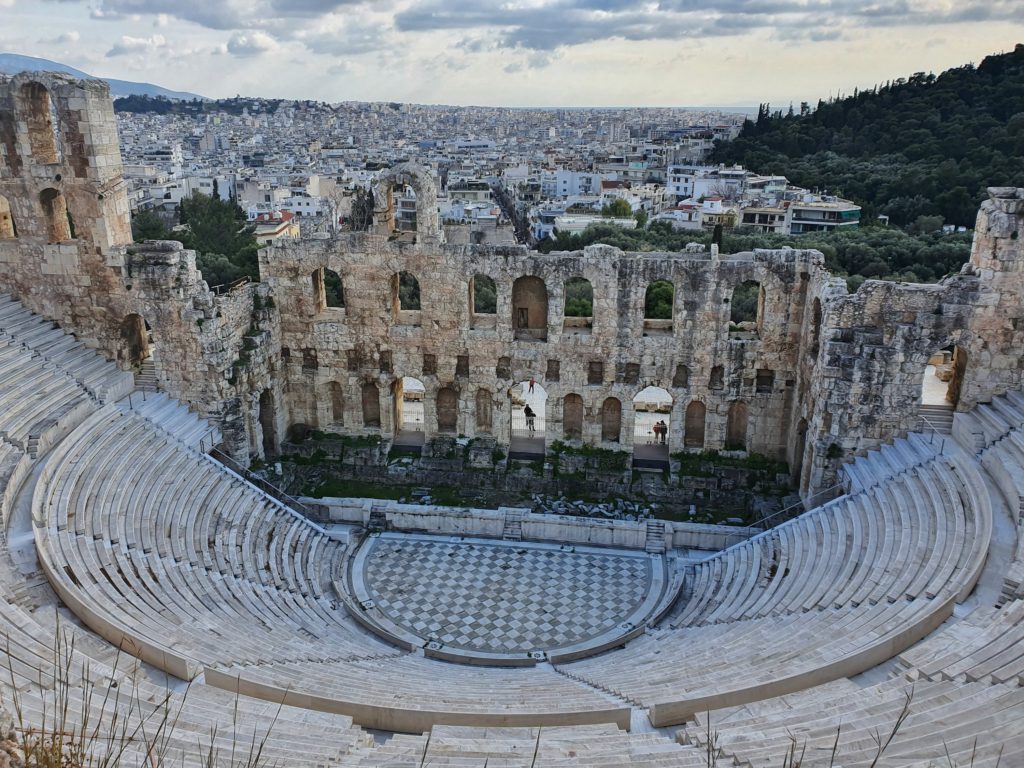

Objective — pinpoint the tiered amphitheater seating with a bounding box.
[958,391,1024,523]
[558,439,991,726]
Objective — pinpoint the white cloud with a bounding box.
[227,31,279,57]
[106,33,168,57]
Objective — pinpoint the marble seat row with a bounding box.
[681,674,1024,768]
[0,295,134,404]
[333,723,710,767]
[119,389,222,452]
[671,445,986,628]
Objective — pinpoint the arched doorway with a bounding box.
[393,376,426,447]
[601,397,622,443]
[633,386,672,468]
[919,345,966,433]
[684,401,706,449]
[563,393,584,440]
[726,401,749,451]
[509,379,547,458]
[259,389,278,459]
[437,386,458,433]
[119,314,151,371]
[512,276,548,341]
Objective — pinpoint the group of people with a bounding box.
[652,419,668,444]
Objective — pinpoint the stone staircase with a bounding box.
[502,509,525,541]
[919,403,955,434]
[367,503,388,532]
[644,519,666,554]
[134,357,158,391]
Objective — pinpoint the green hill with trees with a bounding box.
[711,44,1024,227]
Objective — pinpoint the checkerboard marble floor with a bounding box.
[361,538,652,654]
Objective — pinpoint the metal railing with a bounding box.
[750,482,845,530]
[208,276,252,295]
[917,414,949,453]
[207,445,323,525]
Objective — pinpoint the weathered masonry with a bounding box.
[1,74,1022,500]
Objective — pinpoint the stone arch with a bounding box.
[39,188,71,243]
[509,380,546,456]
[512,275,548,341]
[371,162,442,242]
[259,389,278,458]
[731,279,765,335]
[119,313,151,370]
[437,386,458,433]
[475,388,493,432]
[394,376,425,435]
[328,381,344,425]
[0,195,15,239]
[643,280,674,335]
[726,400,749,451]
[361,382,381,428]
[470,274,497,330]
[601,397,622,443]
[563,276,593,335]
[18,81,59,164]
[563,393,584,440]
[684,401,706,448]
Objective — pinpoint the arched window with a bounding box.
[361,382,381,428]
[709,365,724,390]
[39,188,71,243]
[19,82,59,164]
[563,393,584,440]
[684,401,706,448]
[119,313,151,370]
[437,386,458,433]
[643,280,673,336]
[324,269,344,308]
[726,401,749,451]
[475,388,493,432]
[328,382,344,425]
[730,280,765,337]
[470,274,497,330]
[0,195,15,239]
[512,276,548,341]
[563,276,593,335]
[397,271,420,310]
[601,397,621,443]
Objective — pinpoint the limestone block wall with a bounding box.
[260,235,827,466]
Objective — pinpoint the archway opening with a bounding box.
[437,386,458,433]
[633,385,672,467]
[325,269,344,308]
[509,379,547,458]
[643,280,674,336]
[726,400,749,451]
[601,397,622,443]
[39,188,71,243]
[20,82,59,164]
[684,401,706,449]
[119,313,151,371]
[0,195,16,239]
[259,389,278,459]
[393,376,426,446]
[563,393,584,440]
[512,276,548,341]
[470,274,497,330]
[328,381,344,426]
[563,276,593,336]
[919,345,966,430]
[361,382,381,429]
[730,280,764,338]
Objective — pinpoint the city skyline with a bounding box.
[0,0,1020,107]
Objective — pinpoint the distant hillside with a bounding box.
[711,44,1024,227]
[0,53,204,100]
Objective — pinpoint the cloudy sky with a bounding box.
[1,0,1021,106]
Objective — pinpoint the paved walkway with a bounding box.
[359,536,654,655]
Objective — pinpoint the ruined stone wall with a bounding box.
[260,235,826,468]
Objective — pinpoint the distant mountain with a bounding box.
[0,53,205,100]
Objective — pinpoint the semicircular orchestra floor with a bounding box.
[350,533,667,660]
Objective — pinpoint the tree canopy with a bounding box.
[711,45,1024,227]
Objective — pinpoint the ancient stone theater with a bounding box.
[1,72,1023,765]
